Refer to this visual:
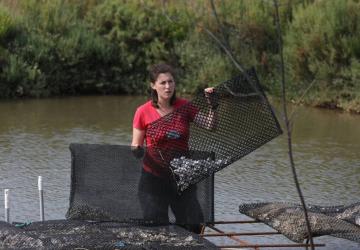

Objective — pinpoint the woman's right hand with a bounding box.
[131,145,144,159]
[131,128,145,159]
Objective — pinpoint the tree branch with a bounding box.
[273,0,315,248]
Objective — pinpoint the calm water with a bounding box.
[0,96,359,249]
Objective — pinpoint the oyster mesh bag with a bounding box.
[145,68,282,193]
[239,202,360,243]
[0,220,217,249]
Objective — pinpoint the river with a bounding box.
[0,96,359,249]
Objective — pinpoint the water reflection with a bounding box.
[0,96,359,249]
[0,96,146,135]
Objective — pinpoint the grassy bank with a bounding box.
[0,0,359,113]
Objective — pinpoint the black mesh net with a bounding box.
[0,143,217,249]
[66,143,214,225]
[0,221,44,249]
[239,202,360,243]
[0,220,217,249]
[145,68,282,192]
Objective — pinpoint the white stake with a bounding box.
[38,176,45,221]
[4,189,10,223]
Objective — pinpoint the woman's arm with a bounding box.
[132,127,145,147]
[131,128,146,158]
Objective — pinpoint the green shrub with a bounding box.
[174,0,295,94]
[0,0,359,113]
[3,0,120,96]
[0,53,47,98]
[284,0,360,103]
[176,31,236,93]
[84,0,191,93]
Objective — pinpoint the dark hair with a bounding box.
[148,63,177,108]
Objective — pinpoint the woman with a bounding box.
[131,63,217,233]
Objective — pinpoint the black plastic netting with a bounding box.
[145,68,282,192]
[0,220,217,249]
[239,202,360,243]
[66,143,214,225]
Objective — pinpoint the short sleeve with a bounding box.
[133,108,145,130]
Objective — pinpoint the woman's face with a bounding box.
[151,72,175,102]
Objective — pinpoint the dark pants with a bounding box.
[138,170,204,233]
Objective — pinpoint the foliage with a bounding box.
[175,31,236,94]
[0,0,359,112]
[284,0,360,111]
[84,0,191,93]
[0,5,12,42]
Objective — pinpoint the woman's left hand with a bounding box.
[204,87,215,95]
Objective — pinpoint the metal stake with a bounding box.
[38,176,45,221]
[4,189,10,223]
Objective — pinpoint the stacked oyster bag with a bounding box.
[239,202,360,243]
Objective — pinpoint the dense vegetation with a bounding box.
[0,0,359,113]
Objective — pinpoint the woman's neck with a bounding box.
[156,99,174,117]
[157,99,172,109]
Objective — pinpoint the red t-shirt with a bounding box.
[133,98,197,176]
